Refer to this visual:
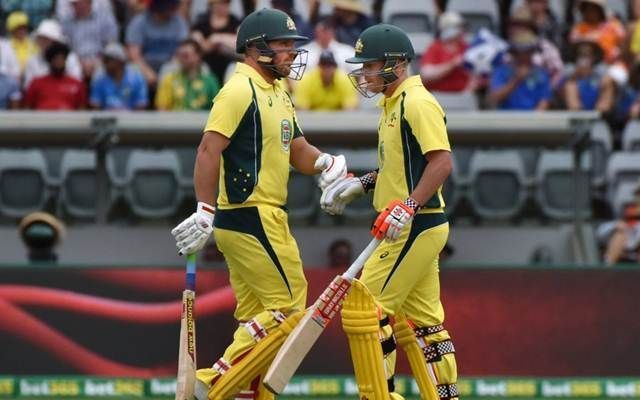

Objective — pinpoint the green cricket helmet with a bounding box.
[346,24,415,97]
[236,8,309,79]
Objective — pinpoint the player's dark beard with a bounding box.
[50,66,65,77]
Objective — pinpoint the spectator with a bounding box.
[24,42,86,110]
[1,0,53,30]
[155,39,220,110]
[616,60,640,122]
[90,42,148,110]
[330,0,374,46]
[301,16,356,72]
[570,0,625,64]
[271,0,313,40]
[56,0,113,21]
[0,33,20,82]
[294,49,357,110]
[5,11,37,78]
[0,67,21,109]
[23,19,82,88]
[598,181,640,265]
[512,0,561,45]
[18,212,65,263]
[191,0,240,84]
[563,39,615,113]
[420,11,471,93]
[62,0,119,80]
[328,238,352,269]
[508,6,564,88]
[125,0,188,87]
[487,30,551,110]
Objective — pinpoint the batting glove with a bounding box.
[320,174,365,215]
[371,198,419,241]
[171,202,215,255]
[314,153,347,190]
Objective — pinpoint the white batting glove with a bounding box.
[320,175,365,215]
[314,153,347,190]
[171,202,215,256]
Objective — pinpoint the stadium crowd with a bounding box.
[0,0,637,130]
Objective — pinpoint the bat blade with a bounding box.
[175,289,196,400]
[263,276,352,394]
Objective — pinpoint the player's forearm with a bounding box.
[409,151,452,207]
[290,137,322,175]
[194,133,228,205]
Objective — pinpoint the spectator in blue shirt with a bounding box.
[563,39,614,113]
[488,30,552,110]
[90,42,148,110]
[125,0,188,87]
[331,0,374,47]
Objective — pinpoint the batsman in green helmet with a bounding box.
[170,8,350,400]
[320,24,460,400]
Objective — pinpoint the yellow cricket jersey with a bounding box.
[374,75,451,213]
[294,67,358,110]
[203,63,302,209]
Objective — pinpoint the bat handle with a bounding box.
[186,254,197,291]
[342,238,382,281]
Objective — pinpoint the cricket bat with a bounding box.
[175,254,197,400]
[263,238,381,394]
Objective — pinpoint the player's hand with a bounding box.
[320,174,365,215]
[371,199,418,241]
[314,153,347,190]
[171,202,215,256]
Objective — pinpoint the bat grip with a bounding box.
[342,238,381,281]
[186,254,197,291]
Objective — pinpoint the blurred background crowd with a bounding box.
[0,0,638,133]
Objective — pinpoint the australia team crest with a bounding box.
[281,119,292,151]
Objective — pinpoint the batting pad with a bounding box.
[341,279,390,400]
[393,313,439,400]
[208,311,303,400]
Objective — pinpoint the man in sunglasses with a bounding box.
[170,8,348,400]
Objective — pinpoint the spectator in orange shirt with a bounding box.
[24,42,86,110]
[569,0,626,64]
[420,11,471,93]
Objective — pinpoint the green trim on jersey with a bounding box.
[400,93,441,209]
[381,212,447,292]
[214,207,292,296]
[222,79,262,204]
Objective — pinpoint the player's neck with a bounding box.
[383,74,407,97]
[245,58,277,84]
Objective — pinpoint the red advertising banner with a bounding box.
[0,267,638,377]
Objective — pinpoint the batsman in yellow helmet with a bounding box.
[170,7,350,400]
[321,23,459,400]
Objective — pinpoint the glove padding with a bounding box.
[371,199,415,241]
[314,153,347,190]
[320,174,365,215]
[171,202,215,255]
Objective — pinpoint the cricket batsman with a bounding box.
[170,8,347,400]
[320,24,459,400]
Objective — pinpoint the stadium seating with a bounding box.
[59,150,100,219]
[610,180,639,217]
[432,91,479,111]
[589,121,613,187]
[621,120,640,151]
[446,0,500,34]
[468,150,527,219]
[287,169,318,223]
[535,150,592,220]
[381,0,437,29]
[0,149,49,218]
[124,150,182,218]
[606,152,640,214]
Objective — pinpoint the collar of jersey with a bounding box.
[377,75,424,107]
[235,62,275,89]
